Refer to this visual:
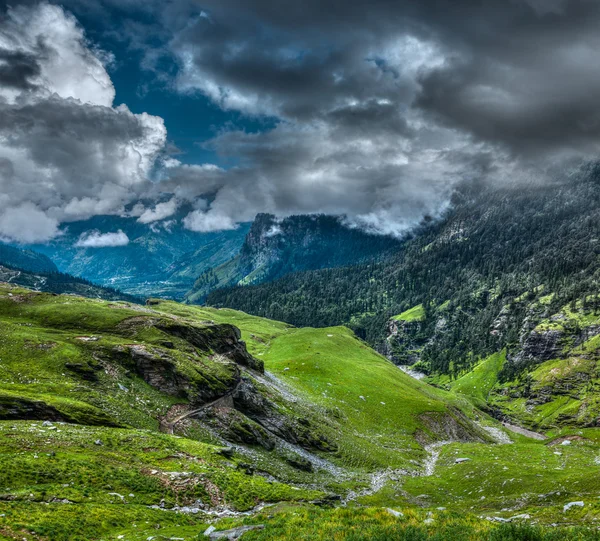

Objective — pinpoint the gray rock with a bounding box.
[563,501,584,512]
[385,508,404,518]
[207,524,265,539]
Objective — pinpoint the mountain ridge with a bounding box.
[186,213,402,303]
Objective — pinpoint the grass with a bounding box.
[392,304,425,322]
[154,301,487,470]
[195,506,600,541]
[2,286,600,539]
[0,421,324,541]
[399,435,600,517]
[450,351,507,407]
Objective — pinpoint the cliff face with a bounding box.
[186,213,401,302]
[238,213,400,282]
[382,318,425,365]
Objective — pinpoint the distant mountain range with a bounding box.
[0,244,57,274]
[2,211,401,304]
[24,213,250,299]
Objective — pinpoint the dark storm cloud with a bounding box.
[3,0,600,239]
[148,0,600,234]
[0,49,41,90]
[168,0,600,157]
[410,0,600,159]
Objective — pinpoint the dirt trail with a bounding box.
[422,441,451,477]
[501,422,545,440]
[163,380,242,434]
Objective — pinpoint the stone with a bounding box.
[207,525,265,539]
[385,508,404,518]
[215,447,235,459]
[563,501,584,512]
[455,458,471,464]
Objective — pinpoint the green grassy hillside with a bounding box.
[150,301,490,470]
[445,351,507,408]
[392,304,425,322]
[1,285,599,539]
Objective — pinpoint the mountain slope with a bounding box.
[186,213,401,303]
[0,264,139,302]
[0,283,487,473]
[27,213,250,299]
[0,243,57,274]
[1,286,599,540]
[207,166,600,375]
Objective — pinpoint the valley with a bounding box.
[2,170,600,540]
[3,0,600,538]
[0,284,599,540]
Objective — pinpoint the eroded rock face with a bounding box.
[511,329,565,367]
[382,319,423,365]
[106,315,264,405]
[231,378,337,452]
[156,321,264,373]
[118,344,239,405]
[416,408,490,445]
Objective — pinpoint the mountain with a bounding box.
[26,213,250,299]
[0,264,140,302]
[185,213,401,303]
[0,243,138,302]
[0,243,57,274]
[1,285,599,540]
[206,165,600,394]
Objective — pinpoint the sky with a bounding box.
[1,0,600,244]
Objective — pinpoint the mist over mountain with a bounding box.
[186,213,402,302]
[24,213,250,298]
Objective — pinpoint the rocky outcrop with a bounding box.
[382,319,424,364]
[157,321,264,372]
[510,329,565,367]
[125,344,239,403]
[231,377,337,452]
[416,408,491,445]
[105,315,264,405]
[0,395,121,427]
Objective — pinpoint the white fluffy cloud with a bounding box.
[183,209,238,232]
[0,2,166,243]
[75,229,130,248]
[0,203,60,244]
[137,197,179,224]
